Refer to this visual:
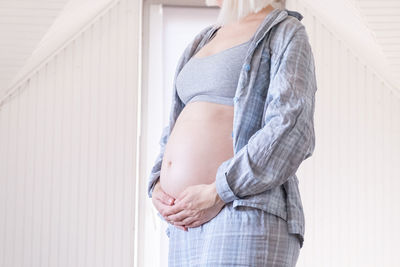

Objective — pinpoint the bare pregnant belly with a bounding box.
[159,101,234,199]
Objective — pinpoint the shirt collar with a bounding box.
[204,8,303,47]
[285,9,303,21]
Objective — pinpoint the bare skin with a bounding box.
[194,4,275,59]
[152,180,187,231]
[152,3,275,231]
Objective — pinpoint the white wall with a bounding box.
[0,0,69,94]
[0,0,140,266]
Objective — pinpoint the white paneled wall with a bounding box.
[352,0,400,90]
[0,0,140,266]
[0,0,68,94]
[287,0,400,266]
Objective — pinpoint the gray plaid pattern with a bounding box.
[165,203,300,266]
[148,7,317,251]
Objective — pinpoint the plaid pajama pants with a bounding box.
[163,202,301,266]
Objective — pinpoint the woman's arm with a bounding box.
[215,24,317,204]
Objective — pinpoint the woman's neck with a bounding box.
[236,4,275,25]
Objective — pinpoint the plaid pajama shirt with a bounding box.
[148,7,317,266]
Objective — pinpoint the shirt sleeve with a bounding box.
[215,25,317,204]
[147,125,170,198]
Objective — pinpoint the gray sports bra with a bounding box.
[176,36,251,106]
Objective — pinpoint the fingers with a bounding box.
[174,224,188,231]
[158,190,175,206]
[154,181,175,206]
[185,221,199,228]
[163,201,186,217]
[154,202,173,220]
[166,208,191,222]
[154,201,184,224]
[173,216,196,226]
[175,190,187,203]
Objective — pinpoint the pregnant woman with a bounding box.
[148,0,317,266]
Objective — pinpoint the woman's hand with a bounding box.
[163,181,226,230]
[151,179,187,231]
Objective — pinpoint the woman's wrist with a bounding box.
[211,181,225,207]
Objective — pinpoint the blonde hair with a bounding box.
[205,0,286,26]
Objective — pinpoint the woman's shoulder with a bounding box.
[182,24,215,53]
[268,15,309,55]
[191,24,215,43]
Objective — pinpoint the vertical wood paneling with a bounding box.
[287,0,400,266]
[0,0,68,94]
[0,0,139,266]
[352,0,400,90]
